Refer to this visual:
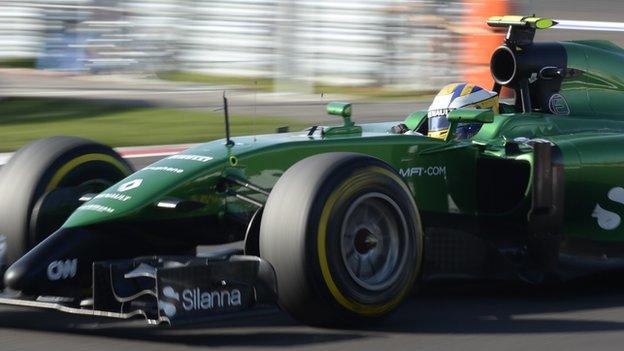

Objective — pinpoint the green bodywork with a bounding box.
[63,39,624,265]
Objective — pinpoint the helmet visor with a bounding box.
[428,115,450,132]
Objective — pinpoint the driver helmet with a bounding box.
[427,83,499,140]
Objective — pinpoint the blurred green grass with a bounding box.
[0,97,307,152]
[0,58,36,69]
[158,71,436,100]
[158,71,275,91]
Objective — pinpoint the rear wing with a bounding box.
[488,15,624,33]
[487,15,624,47]
[487,16,556,30]
[486,15,556,47]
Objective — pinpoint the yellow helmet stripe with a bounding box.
[439,83,460,95]
[460,83,476,97]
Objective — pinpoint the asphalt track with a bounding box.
[3,275,624,351]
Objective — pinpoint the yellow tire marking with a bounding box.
[45,153,130,192]
[316,166,423,316]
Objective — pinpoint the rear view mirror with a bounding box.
[326,102,352,118]
[326,102,354,127]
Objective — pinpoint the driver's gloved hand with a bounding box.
[391,123,409,134]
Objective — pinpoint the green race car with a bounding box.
[0,15,622,326]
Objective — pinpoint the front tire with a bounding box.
[259,152,422,326]
[0,136,133,265]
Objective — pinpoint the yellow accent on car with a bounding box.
[45,153,130,192]
[316,167,421,315]
[534,18,555,29]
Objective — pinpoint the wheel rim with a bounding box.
[340,192,408,291]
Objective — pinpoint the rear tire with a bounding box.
[259,152,422,326]
[0,136,133,264]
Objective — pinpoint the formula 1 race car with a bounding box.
[0,15,623,326]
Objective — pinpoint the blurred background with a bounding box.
[1,0,516,89]
[0,0,621,151]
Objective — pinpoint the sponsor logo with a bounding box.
[144,166,184,174]
[94,193,131,202]
[77,204,115,213]
[117,178,143,192]
[548,93,570,115]
[399,166,446,177]
[593,186,624,230]
[158,286,242,318]
[167,154,213,163]
[158,286,180,318]
[47,259,77,280]
[182,287,242,311]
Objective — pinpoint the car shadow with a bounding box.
[378,272,624,334]
[0,308,367,347]
[2,274,624,347]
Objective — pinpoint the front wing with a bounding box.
[0,250,277,324]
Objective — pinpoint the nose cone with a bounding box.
[3,261,27,291]
[3,224,192,296]
[4,227,95,296]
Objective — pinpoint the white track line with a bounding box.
[0,154,12,166]
[120,151,184,159]
[0,144,196,166]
